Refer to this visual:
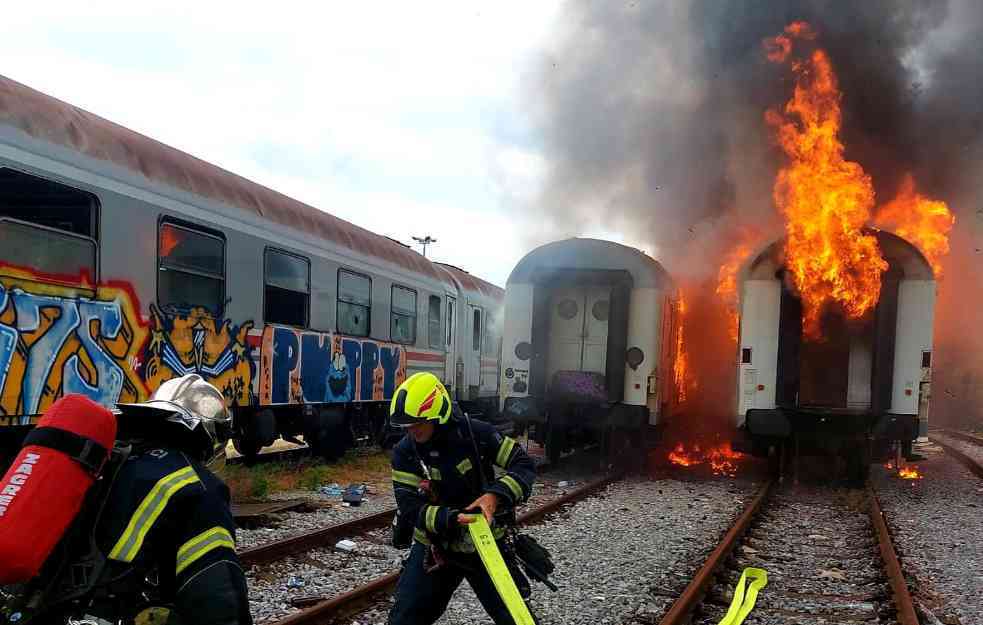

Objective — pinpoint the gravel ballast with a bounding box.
[245,458,633,623]
[342,475,760,625]
[872,435,983,625]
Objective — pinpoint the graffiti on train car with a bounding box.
[143,305,254,406]
[0,267,148,424]
[259,326,407,405]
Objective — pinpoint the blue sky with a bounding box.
[2,2,571,286]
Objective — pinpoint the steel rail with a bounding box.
[656,480,773,625]
[940,429,983,446]
[266,471,625,625]
[868,487,920,625]
[657,481,918,625]
[240,509,395,567]
[932,432,983,480]
[239,446,606,566]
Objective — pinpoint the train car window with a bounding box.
[428,295,442,350]
[472,308,482,351]
[0,168,98,237]
[158,221,225,316]
[0,168,98,282]
[391,285,417,345]
[0,220,96,283]
[265,248,310,327]
[338,269,371,337]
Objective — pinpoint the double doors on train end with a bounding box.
[546,287,610,385]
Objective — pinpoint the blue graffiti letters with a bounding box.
[262,327,406,405]
[271,327,299,404]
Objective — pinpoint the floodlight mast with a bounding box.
[412,235,436,257]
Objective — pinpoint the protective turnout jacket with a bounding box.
[95,447,252,625]
[391,417,535,551]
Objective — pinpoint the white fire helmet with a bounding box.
[119,374,231,460]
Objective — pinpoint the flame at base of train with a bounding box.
[0,75,504,465]
[499,239,681,464]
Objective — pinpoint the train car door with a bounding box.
[582,289,609,373]
[445,294,457,393]
[546,287,609,385]
[467,305,483,395]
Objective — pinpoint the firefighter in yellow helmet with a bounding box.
[387,372,536,625]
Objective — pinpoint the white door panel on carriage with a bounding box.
[546,287,610,386]
[892,280,935,415]
[737,279,781,421]
[445,294,457,393]
[582,288,610,373]
[467,304,482,391]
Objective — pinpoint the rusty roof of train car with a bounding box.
[436,263,503,301]
[0,75,447,283]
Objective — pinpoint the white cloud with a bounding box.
[1,1,563,286]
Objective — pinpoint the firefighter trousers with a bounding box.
[388,541,517,625]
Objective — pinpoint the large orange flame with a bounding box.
[716,242,754,342]
[765,28,887,337]
[673,294,693,403]
[875,173,955,276]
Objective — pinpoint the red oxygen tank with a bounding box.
[0,394,116,584]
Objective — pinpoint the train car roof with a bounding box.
[745,229,935,281]
[507,237,673,290]
[0,74,451,285]
[435,262,504,303]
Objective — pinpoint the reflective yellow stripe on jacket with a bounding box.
[109,465,200,563]
[499,475,524,501]
[176,526,235,575]
[392,469,422,488]
[495,437,516,468]
[425,505,440,533]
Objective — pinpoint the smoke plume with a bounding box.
[529,1,983,427]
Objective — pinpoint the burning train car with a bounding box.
[499,238,679,463]
[734,230,935,477]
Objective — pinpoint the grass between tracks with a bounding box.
[219,448,392,501]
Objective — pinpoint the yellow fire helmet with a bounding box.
[389,372,452,427]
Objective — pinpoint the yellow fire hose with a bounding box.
[717,567,768,625]
[466,515,536,625]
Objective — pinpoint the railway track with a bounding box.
[239,441,613,565]
[654,481,917,625]
[251,471,624,625]
[932,430,983,480]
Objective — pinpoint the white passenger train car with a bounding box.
[498,238,678,462]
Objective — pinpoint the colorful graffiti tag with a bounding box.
[259,326,407,405]
[143,305,254,406]
[0,268,148,424]
[0,267,256,425]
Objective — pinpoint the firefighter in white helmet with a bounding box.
[3,374,254,625]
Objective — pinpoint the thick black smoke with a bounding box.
[529,1,983,425]
[529,1,983,268]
